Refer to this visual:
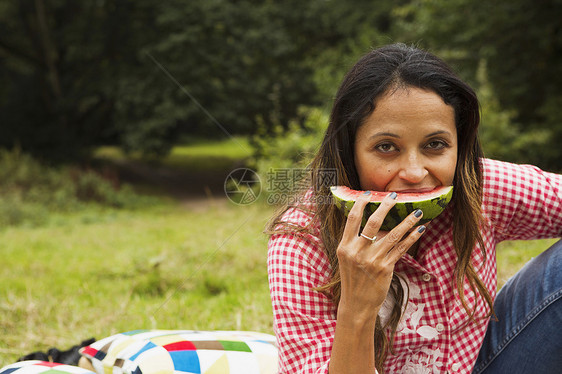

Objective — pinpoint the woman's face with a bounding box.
[354,87,458,193]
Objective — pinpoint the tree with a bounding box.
[0,0,163,161]
[394,0,562,170]
[0,0,327,160]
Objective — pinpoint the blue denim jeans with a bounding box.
[472,239,562,373]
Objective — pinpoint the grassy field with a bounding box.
[0,138,557,366]
[0,198,276,365]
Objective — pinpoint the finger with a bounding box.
[379,208,424,250]
[342,191,371,242]
[386,224,426,263]
[361,192,398,240]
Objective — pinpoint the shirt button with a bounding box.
[422,273,431,282]
[451,363,461,371]
[436,323,445,332]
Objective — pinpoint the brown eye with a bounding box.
[426,140,447,150]
[375,143,397,153]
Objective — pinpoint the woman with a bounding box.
[266,43,562,373]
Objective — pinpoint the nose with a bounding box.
[398,152,428,183]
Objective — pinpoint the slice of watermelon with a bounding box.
[330,186,453,231]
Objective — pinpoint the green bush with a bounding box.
[0,148,151,228]
[0,195,49,227]
[74,169,131,207]
[477,60,554,169]
[249,107,327,204]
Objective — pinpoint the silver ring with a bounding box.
[360,233,377,242]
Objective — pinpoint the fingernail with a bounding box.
[417,225,426,233]
[363,190,371,195]
[414,209,423,218]
[389,192,397,199]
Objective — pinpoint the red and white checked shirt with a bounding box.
[267,159,562,373]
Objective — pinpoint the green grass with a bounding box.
[0,199,275,365]
[95,136,252,172]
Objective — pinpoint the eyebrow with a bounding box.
[368,130,452,141]
[425,130,452,138]
[368,132,400,141]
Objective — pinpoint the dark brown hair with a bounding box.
[266,43,491,372]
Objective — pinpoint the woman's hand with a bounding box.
[336,191,426,322]
[329,191,426,373]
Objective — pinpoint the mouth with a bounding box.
[393,187,438,194]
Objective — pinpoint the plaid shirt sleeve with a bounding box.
[267,208,338,373]
[482,159,562,241]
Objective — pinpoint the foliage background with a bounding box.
[1,0,560,170]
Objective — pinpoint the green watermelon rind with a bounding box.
[332,186,453,231]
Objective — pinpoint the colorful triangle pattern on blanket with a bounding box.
[0,361,96,374]
[79,330,278,374]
